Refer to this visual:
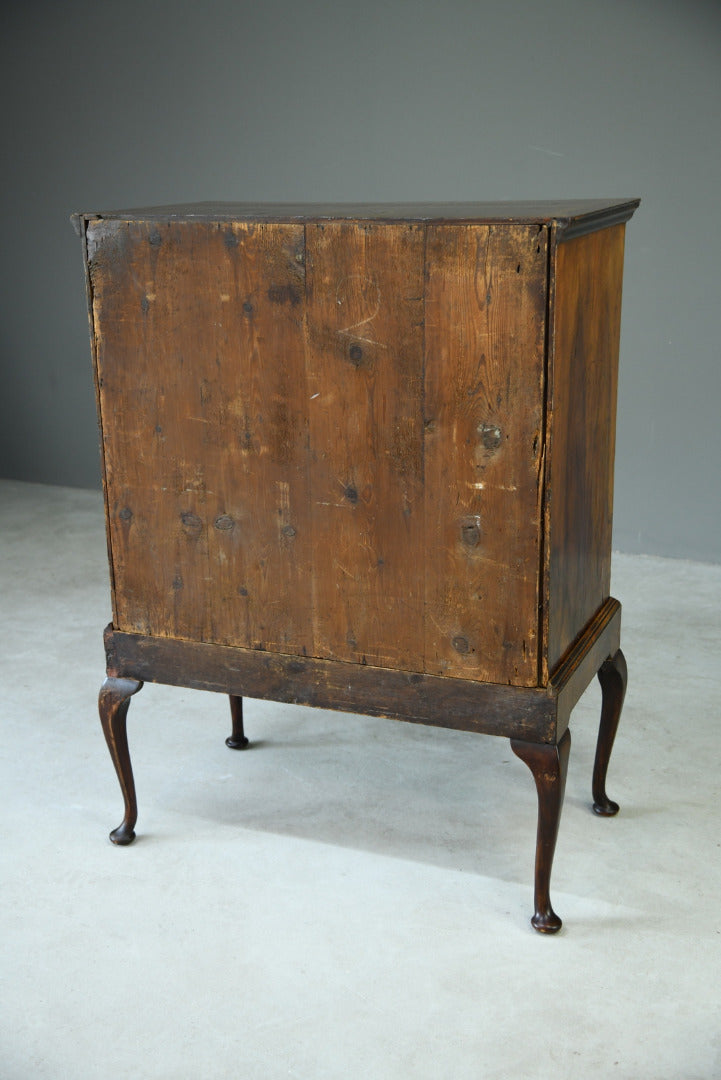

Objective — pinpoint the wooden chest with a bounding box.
[74,199,639,931]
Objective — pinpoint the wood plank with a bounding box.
[104,626,558,743]
[423,224,548,686]
[88,219,313,653]
[304,221,426,668]
[545,225,626,671]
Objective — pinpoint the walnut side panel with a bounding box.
[423,224,547,686]
[304,222,426,669]
[545,224,626,671]
[87,219,313,654]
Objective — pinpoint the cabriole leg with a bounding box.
[593,648,627,816]
[226,694,249,750]
[98,677,143,845]
[511,729,571,934]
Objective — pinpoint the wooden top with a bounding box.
[73,199,639,240]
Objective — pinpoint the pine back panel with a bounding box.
[87,217,547,685]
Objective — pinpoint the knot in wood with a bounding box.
[214,514,235,531]
[180,511,203,538]
[460,516,481,547]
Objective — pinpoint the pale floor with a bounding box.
[1,479,719,1080]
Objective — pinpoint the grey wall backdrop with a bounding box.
[1,0,719,562]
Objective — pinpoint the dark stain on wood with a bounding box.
[180,512,203,539]
[267,283,301,306]
[460,517,481,547]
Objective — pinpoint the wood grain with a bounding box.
[304,221,426,668]
[423,225,548,685]
[74,199,640,233]
[544,224,626,672]
[88,219,312,653]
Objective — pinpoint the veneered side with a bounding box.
[544,224,626,675]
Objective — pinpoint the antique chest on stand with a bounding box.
[74,199,639,932]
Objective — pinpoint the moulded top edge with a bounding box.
[72,199,640,233]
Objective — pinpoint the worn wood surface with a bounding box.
[102,595,622,746]
[99,596,621,747]
[87,216,553,684]
[88,219,313,653]
[85,206,635,690]
[423,224,547,685]
[81,204,638,937]
[543,224,626,673]
[74,199,640,236]
[103,625,557,742]
[82,203,638,932]
[305,221,426,668]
